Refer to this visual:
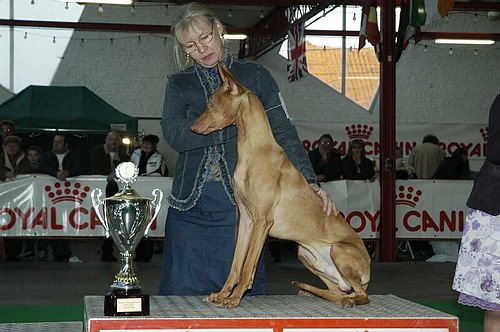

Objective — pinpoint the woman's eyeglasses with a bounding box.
[183,25,214,54]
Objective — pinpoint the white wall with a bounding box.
[20,5,500,174]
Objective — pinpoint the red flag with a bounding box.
[358,0,380,51]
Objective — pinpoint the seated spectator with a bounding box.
[90,130,129,262]
[0,122,17,261]
[308,134,342,182]
[341,139,375,180]
[38,134,84,262]
[18,145,49,261]
[408,134,446,179]
[432,147,471,180]
[395,146,416,179]
[0,120,15,149]
[130,134,167,177]
[27,145,42,172]
[130,134,166,262]
[0,135,32,261]
[0,135,32,181]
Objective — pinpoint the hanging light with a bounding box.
[435,38,495,45]
[62,0,132,4]
[228,9,233,18]
[260,10,264,19]
[224,34,247,40]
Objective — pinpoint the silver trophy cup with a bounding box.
[91,162,163,316]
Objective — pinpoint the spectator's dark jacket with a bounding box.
[308,148,342,181]
[90,145,129,175]
[0,153,32,181]
[341,156,375,180]
[38,150,83,178]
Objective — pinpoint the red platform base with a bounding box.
[84,295,458,332]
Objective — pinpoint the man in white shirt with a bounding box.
[38,134,84,262]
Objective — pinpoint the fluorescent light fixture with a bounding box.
[434,38,495,45]
[64,0,133,4]
[224,34,247,40]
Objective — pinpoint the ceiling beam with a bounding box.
[3,20,498,41]
[162,0,500,11]
[0,19,268,35]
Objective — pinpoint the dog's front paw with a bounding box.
[217,296,241,308]
[297,290,315,297]
[204,292,224,304]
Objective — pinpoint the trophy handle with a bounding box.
[91,188,110,238]
[144,188,163,236]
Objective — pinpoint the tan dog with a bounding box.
[191,64,370,308]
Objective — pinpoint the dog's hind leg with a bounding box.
[329,241,371,306]
[293,244,370,307]
[293,245,348,303]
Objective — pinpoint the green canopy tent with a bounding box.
[0,86,138,173]
[0,85,137,134]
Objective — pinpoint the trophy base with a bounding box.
[104,290,150,316]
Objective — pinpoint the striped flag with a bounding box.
[396,0,412,59]
[358,0,380,52]
[287,22,308,82]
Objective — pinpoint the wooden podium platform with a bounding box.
[84,294,458,332]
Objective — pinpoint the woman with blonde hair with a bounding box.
[159,2,336,295]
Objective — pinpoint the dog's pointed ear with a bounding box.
[218,63,243,96]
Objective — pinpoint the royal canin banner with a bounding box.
[295,121,488,171]
[0,175,470,240]
[0,175,169,238]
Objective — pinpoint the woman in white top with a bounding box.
[130,134,166,262]
[130,134,167,176]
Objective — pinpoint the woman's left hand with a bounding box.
[309,183,338,216]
